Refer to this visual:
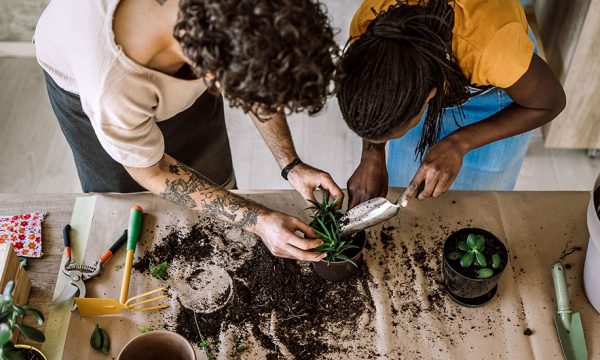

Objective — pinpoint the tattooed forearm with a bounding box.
[159,157,213,208]
[204,195,261,229]
[156,0,167,5]
[156,156,261,229]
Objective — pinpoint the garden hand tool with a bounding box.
[339,182,428,237]
[75,206,169,316]
[53,224,127,311]
[552,262,588,360]
[340,196,405,237]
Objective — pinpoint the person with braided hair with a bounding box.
[338,0,566,209]
[34,0,344,262]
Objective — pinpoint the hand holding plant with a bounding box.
[307,192,359,266]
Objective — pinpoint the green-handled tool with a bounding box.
[552,262,588,360]
[75,206,169,316]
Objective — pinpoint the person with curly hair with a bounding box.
[34,0,341,261]
[337,0,566,209]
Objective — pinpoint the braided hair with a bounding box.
[336,0,470,159]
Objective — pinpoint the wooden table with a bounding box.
[0,194,79,345]
[0,191,597,357]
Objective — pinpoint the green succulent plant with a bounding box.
[0,281,45,360]
[307,192,359,266]
[446,234,501,279]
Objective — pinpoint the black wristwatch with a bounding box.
[281,158,303,180]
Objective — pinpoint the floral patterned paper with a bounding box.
[0,212,46,258]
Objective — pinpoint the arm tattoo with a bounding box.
[158,157,260,229]
[159,158,211,208]
[156,0,167,5]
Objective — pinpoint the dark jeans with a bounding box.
[44,71,234,193]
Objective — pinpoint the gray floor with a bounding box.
[1,0,599,193]
[1,56,599,194]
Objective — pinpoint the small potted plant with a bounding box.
[0,281,46,360]
[443,228,508,306]
[118,330,196,360]
[308,193,366,282]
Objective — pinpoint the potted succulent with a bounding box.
[0,281,46,360]
[308,193,366,282]
[443,228,508,307]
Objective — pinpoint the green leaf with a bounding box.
[11,305,24,317]
[0,311,11,326]
[336,254,358,267]
[15,324,45,343]
[90,324,102,350]
[137,326,152,333]
[476,268,494,279]
[100,327,110,354]
[460,252,474,268]
[457,241,468,252]
[0,323,12,346]
[492,254,501,269]
[23,307,45,325]
[466,234,477,250]
[149,261,169,281]
[446,252,462,261]
[474,235,485,251]
[475,252,487,267]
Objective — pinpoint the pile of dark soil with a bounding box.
[135,222,375,359]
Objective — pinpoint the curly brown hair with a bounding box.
[174,0,338,116]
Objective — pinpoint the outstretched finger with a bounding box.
[320,175,344,209]
[292,217,318,239]
[432,173,450,198]
[400,167,426,207]
[417,171,438,200]
[284,242,326,262]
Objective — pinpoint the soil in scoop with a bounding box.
[135,222,375,359]
[445,232,507,279]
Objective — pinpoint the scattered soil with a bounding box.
[135,222,375,358]
[523,328,533,336]
[444,230,507,279]
[559,246,582,262]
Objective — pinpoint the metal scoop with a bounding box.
[339,196,407,237]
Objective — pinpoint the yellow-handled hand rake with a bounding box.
[74,206,169,316]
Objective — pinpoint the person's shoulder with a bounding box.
[349,0,398,39]
[112,0,172,67]
[453,0,529,49]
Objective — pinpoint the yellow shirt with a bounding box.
[349,0,534,88]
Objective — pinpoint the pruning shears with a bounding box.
[53,224,127,311]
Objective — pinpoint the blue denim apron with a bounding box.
[387,30,539,190]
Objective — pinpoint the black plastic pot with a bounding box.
[312,231,367,282]
[443,228,508,307]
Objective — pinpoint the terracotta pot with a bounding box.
[15,344,47,360]
[312,231,366,282]
[443,228,508,307]
[118,330,196,360]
